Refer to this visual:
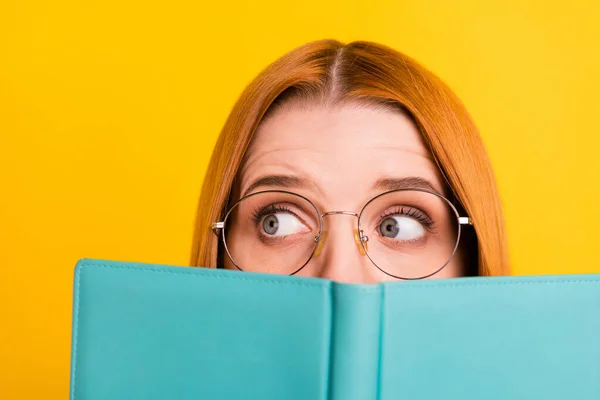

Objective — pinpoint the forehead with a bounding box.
[238,104,445,204]
[249,103,426,156]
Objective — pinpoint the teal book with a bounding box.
[70,259,600,399]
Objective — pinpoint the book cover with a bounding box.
[70,259,600,399]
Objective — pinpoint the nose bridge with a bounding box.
[318,211,360,252]
[319,211,367,249]
[318,211,367,252]
[311,211,373,283]
[321,210,359,218]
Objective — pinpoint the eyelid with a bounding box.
[252,204,316,230]
[377,206,434,229]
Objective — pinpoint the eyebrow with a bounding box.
[243,175,442,197]
[373,177,442,194]
[242,175,311,197]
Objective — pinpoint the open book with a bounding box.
[70,259,600,399]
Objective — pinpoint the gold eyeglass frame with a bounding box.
[212,188,473,280]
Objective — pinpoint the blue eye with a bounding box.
[379,215,426,240]
[261,213,306,236]
[262,215,279,235]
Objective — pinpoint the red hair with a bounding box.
[191,40,509,276]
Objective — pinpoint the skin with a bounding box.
[224,102,465,283]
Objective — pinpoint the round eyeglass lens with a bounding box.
[357,189,461,279]
[223,191,321,275]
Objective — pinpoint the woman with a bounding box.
[191,39,509,282]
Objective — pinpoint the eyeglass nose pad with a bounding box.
[313,231,328,257]
[354,229,368,256]
[312,230,368,258]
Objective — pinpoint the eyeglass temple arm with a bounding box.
[212,222,224,236]
[213,217,471,231]
[458,217,472,226]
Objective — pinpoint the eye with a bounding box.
[379,216,426,241]
[261,213,308,236]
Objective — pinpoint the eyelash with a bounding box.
[379,206,435,229]
[251,204,434,232]
[251,204,294,224]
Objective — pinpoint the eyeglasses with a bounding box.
[212,189,472,280]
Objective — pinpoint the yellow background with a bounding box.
[1,0,599,397]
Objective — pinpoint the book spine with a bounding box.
[328,284,382,400]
